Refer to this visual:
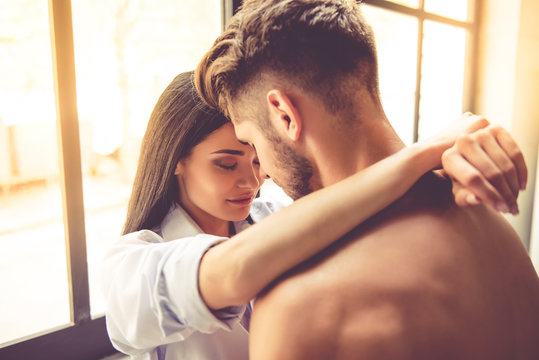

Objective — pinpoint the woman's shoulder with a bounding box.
[120,228,165,244]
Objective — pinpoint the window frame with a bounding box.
[0,0,478,358]
[363,0,479,142]
[0,1,234,359]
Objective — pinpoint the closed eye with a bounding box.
[217,163,237,171]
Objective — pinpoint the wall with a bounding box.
[476,0,539,251]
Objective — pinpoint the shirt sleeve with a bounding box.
[99,230,246,355]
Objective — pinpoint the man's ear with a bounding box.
[266,90,302,141]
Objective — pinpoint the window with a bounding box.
[0,0,479,358]
[70,0,222,319]
[0,0,227,358]
[0,0,70,344]
[362,0,477,143]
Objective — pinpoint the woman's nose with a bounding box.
[237,165,262,189]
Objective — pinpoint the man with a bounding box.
[196,0,539,359]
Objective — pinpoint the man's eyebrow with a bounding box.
[211,149,245,155]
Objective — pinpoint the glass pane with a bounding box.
[362,5,418,145]
[386,0,419,8]
[424,0,470,22]
[418,21,467,140]
[70,0,223,317]
[0,0,70,344]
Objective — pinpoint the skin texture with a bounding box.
[229,80,539,360]
[175,122,265,236]
[249,174,539,360]
[193,2,534,356]
[185,96,525,313]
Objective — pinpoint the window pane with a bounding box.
[424,0,470,22]
[418,21,467,140]
[0,0,70,344]
[70,0,223,317]
[386,0,419,8]
[362,5,418,145]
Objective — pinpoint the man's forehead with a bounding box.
[226,102,242,123]
[230,117,249,137]
[227,102,251,127]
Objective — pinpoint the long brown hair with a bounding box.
[122,71,229,234]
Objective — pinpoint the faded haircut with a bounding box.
[195,0,380,121]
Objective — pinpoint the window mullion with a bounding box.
[463,0,480,113]
[221,0,243,31]
[364,0,472,29]
[48,0,90,325]
[221,0,232,32]
[412,0,425,142]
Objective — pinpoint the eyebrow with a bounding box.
[211,149,245,155]
[238,140,256,151]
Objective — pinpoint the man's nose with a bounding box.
[258,165,270,180]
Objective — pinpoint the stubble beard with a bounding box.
[271,137,314,201]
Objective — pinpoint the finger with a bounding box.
[452,135,517,212]
[452,182,479,207]
[475,128,520,197]
[464,114,490,133]
[465,191,481,206]
[493,126,528,190]
[452,177,516,213]
[442,148,513,213]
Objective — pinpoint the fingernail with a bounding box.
[496,202,510,213]
[510,204,519,215]
[466,194,480,205]
[520,180,527,191]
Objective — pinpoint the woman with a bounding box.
[100,71,525,359]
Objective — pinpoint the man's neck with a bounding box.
[312,114,405,188]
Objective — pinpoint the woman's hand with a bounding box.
[436,113,527,214]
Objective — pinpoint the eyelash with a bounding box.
[217,163,237,171]
[216,160,260,171]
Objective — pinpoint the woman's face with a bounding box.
[175,123,266,231]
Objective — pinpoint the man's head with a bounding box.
[196,0,382,199]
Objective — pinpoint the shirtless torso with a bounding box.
[249,173,539,360]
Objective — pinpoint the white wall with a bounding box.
[476,0,539,249]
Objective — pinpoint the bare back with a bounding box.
[249,173,539,360]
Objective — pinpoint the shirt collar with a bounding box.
[160,204,204,241]
[159,203,251,241]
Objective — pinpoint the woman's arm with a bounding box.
[199,114,527,310]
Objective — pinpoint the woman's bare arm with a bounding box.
[199,114,527,310]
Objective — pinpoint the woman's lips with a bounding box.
[226,195,254,206]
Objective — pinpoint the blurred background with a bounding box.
[1,0,538,358]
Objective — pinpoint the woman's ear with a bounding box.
[266,90,302,141]
[174,161,182,176]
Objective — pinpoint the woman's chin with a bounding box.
[225,209,251,223]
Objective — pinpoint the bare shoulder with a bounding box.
[249,190,467,359]
[249,173,538,360]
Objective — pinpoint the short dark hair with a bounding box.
[196,0,380,119]
[123,71,228,234]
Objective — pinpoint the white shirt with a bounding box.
[99,193,288,360]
